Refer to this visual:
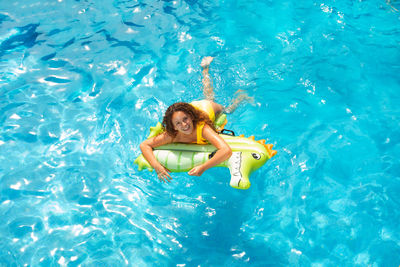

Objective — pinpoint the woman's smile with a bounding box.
[181,124,190,131]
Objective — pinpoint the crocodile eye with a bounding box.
[252,153,261,160]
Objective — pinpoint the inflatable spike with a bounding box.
[134,155,154,172]
[239,134,245,137]
[249,136,255,140]
[148,122,164,139]
[262,143,277,158]
[257,139,266,145]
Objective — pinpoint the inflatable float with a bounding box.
[134,114,277,189]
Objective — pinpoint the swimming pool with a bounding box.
[1,0,400,265]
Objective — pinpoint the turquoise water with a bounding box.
[1,0,400,266]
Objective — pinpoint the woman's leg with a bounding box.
[224,90,254,114]
[200,57,252,115]
[386,0,398,11]
[201,56,215,101]
[210,91,253,116]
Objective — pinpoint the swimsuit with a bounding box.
[190,100,215,145]
[190,100,215,122]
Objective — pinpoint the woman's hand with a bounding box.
[188,165,205,176]
[140,132,174,183]
[193,124,232,173]
[155,165,172,182]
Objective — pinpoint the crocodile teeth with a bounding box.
[228,152,242,187]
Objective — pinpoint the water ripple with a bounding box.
[1,0,400,266]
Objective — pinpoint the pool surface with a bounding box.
[1,0,400,266]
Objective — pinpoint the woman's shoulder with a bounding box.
[158,131,174,142]
[201,123,219,138]
[201,123,229,148]
[146,131,174,147]
[202,122,216,132]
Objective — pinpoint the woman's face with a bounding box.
[171,111,194,135]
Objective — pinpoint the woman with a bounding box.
[140,57,251,182]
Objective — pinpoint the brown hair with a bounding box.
[162,102,216,137]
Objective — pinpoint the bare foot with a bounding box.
[201,56,214,68]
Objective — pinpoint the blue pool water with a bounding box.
[1,0,400,266]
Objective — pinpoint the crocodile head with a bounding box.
[227,138,276,189]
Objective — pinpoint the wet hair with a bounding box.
[162,102,216,137]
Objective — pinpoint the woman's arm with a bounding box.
[188,124,232,176]
[140,132,174,182]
